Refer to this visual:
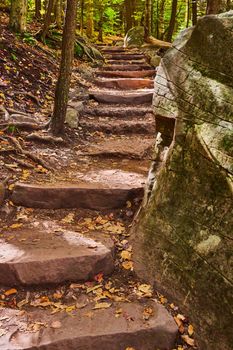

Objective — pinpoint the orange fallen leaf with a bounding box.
[5,288,17,296]
[122,261,134,270]
[9,223,23,229]
[188,324,194,336]
[182,335,195,347]
[93,302,112,310]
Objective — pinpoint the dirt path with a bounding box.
[0,47,187,350]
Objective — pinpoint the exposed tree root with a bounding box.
[0,105,10,121]
[13,91,42,106]
[26,132,64,143]
[0,122,42,131]
[5,136,52,171]
[9,155,35,169]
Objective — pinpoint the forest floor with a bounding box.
[0,12,197,350]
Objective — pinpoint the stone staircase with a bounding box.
[0,46,178,350]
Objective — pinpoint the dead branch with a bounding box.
[0,122,42,131]
[9,155,34,169]
[0,105,10,121]
[26,132,64,143]
[6,136,52,171]
[13,91,42,106]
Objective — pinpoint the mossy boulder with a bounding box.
[124,26,145,48]
[132,12,233,350]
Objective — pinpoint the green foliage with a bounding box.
[22,32,37,46]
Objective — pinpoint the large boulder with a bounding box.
[124,26,145,48]
[132,12,233,350]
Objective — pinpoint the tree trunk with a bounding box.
[10,0,28,32]
[86,0,94,38]
[97,3,104,42]
[55,0,63,28]
[50,0,77,136]
[41,0,55,41]
[80,0,84,34]
[192,0,197,25]
[35,0,41,19]
[145,0,152,39]
[166,0,178,42]
[206,0,221,13]
[185,0,190,27]
[125,0,136,33]
[158,0,165,40]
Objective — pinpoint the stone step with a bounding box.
[0,229,114,286]
[0,302,178,350]
[82,105,153,117]
[12,167,146,209]
[100,64,152,71]
[89,90,154,105]
[94,78,154,90]
[106,59,147,65]
[79,116,155,135]
[82,136,154,159]
[100,46,125,52]
[105,53,145,60]
[96,70,156,79]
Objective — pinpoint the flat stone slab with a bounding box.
[96,70,156,78]
[0,302,178,350]
[83,105,153,117]
[100,64,152,71]
[106,59,147,65]
[12,170,145,209]
[105,53,145,60]
[83,137,154,159]
[89,90,154,105]
[95,78,154,90]
[0,229,114,285]
[79,117,155,135]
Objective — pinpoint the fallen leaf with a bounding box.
[93,302,112,310]
[5,288,17,296]
[120,250,132,260]
[122,261,134,270]
[137,284,153,297]
[9,223,23,229]
[182,335,195,347]
[188,324,194,336]
[61,213,75,224]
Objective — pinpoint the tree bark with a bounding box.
[10,0,28,33]
[86,0,94,38]
[50,0,78,136]
[41,0,55,41]
[80,0,84,34]
[145,0,152,39]
[192,0,197,25]
[35,0,41,19]
[125,0,136,33]
[206,0,221,14]
[55,0,63,28]
[166,0,178,42]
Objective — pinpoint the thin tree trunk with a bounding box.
[41,0,55,41]
[80,0,84,35]
[158,0,165,39]
[50,0,78,136]
[35,0,41,19]
[125,0,136,33]
[166,0,178,42]
[97,3,104,42]
[86,0,94,38]
[192,0,197,25]
[10,0,28,33]
[55,0,62,28]
[145,0,152,39]
[206,0,221,13]
[185,0,190,27]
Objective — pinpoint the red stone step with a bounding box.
[79,116,155,135]
[0,303,178,350]
[96,70,156,78]
[105,53,145,60]
[94,78,154,90]
[89,90,154,105]
[106,59,147,65]
[0,229,114,285]
[100,64,152,71]
[12,170,145,210]
[82,136,154,159]
[82,105,153,117]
